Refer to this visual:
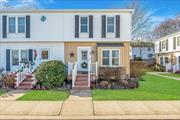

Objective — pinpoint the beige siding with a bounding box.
[65,42,130,75]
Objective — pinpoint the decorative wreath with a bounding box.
[81,62,88,69]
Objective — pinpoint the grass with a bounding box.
[18,90,69,101]
[92,74,180,100]
[160,73,180,78]
[0,89,4,96]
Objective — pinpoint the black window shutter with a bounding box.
[116,15,120,38]
[173,37,176,50]
[26,15,30,38]
[89,15,93,38]
[3,16,7,38]
[75,15,79,38]
[102,15,106,38]
[6,49,10,71]
[166,39,168,51]
[159,41,161,52]
[29,49,33,62]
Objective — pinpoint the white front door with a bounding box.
[77,47,91,71]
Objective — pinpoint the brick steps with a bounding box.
[16,74,34,90]
[73,73,89,90]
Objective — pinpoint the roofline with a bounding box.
[0,9,134,13]
[156,31,180,41]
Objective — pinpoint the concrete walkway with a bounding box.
[147,72,180,80]
[0,101,180,119]
[0,90,27,101]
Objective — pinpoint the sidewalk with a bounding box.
[0,101,180,119]
[147,72,180,81]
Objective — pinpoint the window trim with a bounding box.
[8,16,26,34]
[79,16,89,33]
[106,16,115,33]
[161,40,166,50]
[101,48,120,67]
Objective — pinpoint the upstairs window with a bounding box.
[18,17,25,33]
[80,17,88,33]
[177,36,180,46]
[107,17,115,33]
[9,17,16,33]
[161,40,166,49]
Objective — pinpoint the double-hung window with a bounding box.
[18,17,25,33]
[107,17,115,33]
[12,50,19,66]
[177,36,180,46]
[102,49,119,67]
[21,50,28,63]
[80,17,88,33]
[161,40,166,49]
[9,17,16,33]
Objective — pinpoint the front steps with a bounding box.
[72,73,90,90]
[16,75,34,89]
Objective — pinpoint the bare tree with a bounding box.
[126,0,152,40]
[154,15,180,39]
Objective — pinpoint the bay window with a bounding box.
[102,49,119,67]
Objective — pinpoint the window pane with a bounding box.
[81,26,88,33]
[82,51,88,60]
[165,57,169,64]
[81,17,87,24]
[21,50,28,63]
[103,50,109,57]
[80,17,88,33]
[9,17,16,33]
[12,50,19,66]
[160,57,163,65]
[103,58,109,65]
[18,17,25,33]
[41,50,49,59]
[107,17,114,24]
[112,50,119,66]
[177,36,180,46]
[112,58,119,66]
[112,50,119,57]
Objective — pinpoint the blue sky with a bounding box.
[1,0,180,24]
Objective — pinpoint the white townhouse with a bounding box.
[155,31,180,72]
[0,9,133,89]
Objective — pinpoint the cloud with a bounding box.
[0,0,40,9]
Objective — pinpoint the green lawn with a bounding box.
[160,73,180,78]
[18,90,69,101]
[0,89,4,96]
[93,74,180,100]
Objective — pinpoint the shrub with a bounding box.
[130,61,146,79]
[35,60,66,89]
[99,81,110,89]
[2,73,16,88]
[151,64,165,72]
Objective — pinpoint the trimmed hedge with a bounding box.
[35,60,66,89]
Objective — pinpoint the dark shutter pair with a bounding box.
[2,15,31,38]
[102,15,120,38]
[75,15,93,38]
[6,49,33,71]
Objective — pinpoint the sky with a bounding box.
[0,0,180,25]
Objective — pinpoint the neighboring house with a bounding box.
[155,31,180,72]
[131,42,155,60]
[0,9,133,89]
